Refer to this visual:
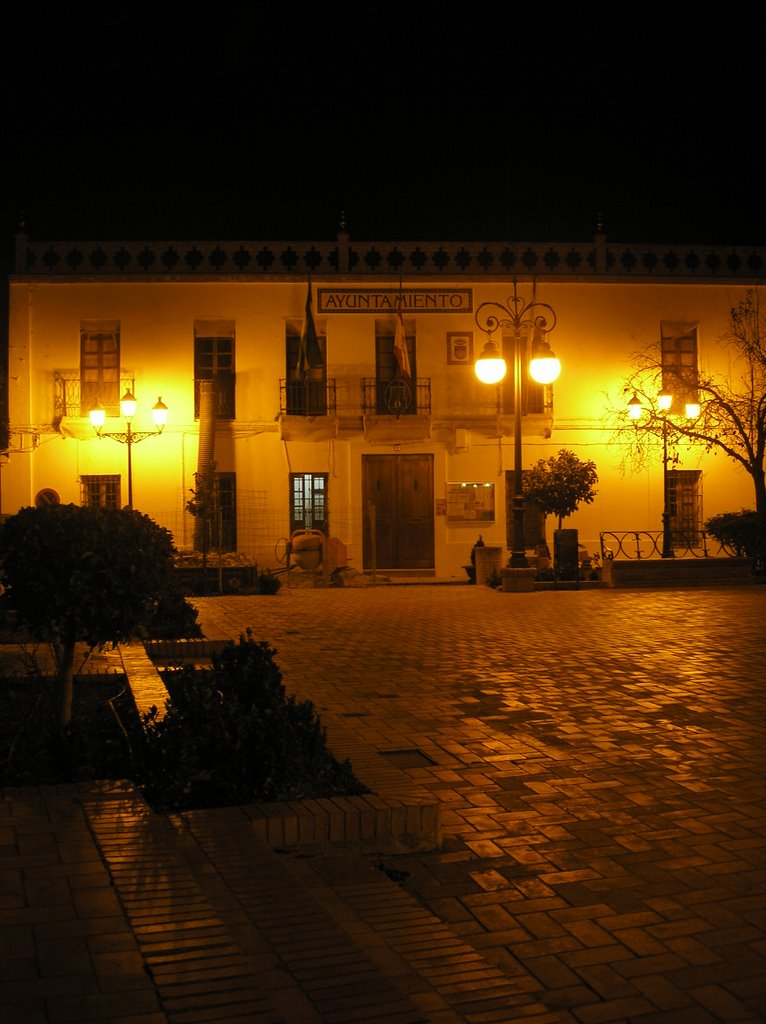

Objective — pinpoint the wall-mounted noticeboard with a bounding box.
[445,482,495,523]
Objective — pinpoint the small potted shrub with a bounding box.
[464,535,484,583]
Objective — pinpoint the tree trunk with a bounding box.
[56,640,76,727]
[753,464,766,520]
[753,466,766,571]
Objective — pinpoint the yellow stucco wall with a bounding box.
[4,274,756,579]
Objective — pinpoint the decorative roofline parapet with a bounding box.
[12,230,766,283]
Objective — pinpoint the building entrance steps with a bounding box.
[77,783,536,1024]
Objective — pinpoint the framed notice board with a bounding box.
[445,482,495,523]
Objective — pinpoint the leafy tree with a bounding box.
[523,449,599,530]
[186,464,217,557]
[614,289,766,539]
[0,504,200,726]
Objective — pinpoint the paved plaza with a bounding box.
[2,583,766,1023]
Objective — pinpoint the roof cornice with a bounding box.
[12,231,766,284]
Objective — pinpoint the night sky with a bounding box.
[4,9,765,256]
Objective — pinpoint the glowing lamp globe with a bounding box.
[152,396,169,431]
[474,340,507,384]
[120,389,137,419]
[89,404,106,430]
[529,343,561,384]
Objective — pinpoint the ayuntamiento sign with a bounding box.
[317,288,472,313]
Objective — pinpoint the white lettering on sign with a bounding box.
[317,289,473,313]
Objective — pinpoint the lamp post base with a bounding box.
[661,512,675,559]
[500,567,537,592]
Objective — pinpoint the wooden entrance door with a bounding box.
[362,454,434,570]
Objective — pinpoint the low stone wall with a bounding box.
[602,557,755,588]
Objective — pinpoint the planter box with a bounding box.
[174,565,259,595]
[475,546,504,585]
[602,557,754,589]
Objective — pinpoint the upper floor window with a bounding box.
[194,320,235,419]
[285,318,327,415]
[374,318,416,415]
[500,333,545,415]
[661,322,699,407]
[80,321,120,415]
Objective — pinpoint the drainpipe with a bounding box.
[194,380,217,553]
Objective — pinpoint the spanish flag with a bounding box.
[394,309,411,378]
[297,282,323,377]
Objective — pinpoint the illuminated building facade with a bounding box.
[3,226,762,579]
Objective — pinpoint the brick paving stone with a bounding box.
[4,586,766,1023]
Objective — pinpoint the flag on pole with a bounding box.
[297,281,323,377]
[394,309,411,378]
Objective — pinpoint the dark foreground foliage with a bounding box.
[0,504,202,647]
[0,505,202,726]
[0,632,368,811]
[138,631,368,810]
[705,509,765,570]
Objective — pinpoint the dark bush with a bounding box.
[255,569,281,594]
[136,630,368,811]
[0,677,138,785]
[706,509,765,568]
[485,568,502,589]
[141,585,203,639]
[1,632,368,809]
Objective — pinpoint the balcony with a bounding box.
[278,378,338,441]
[361,378,431,417]
[279,378,337,417]
[362,378,431,442]
[54,370,135,422]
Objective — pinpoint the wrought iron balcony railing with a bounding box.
[54,370,135,420]
[362,378,431,417]
[279,378,337,417]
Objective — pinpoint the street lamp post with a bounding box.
[627,390,700,558]
[89,389,168,511]
[474,282,561,568]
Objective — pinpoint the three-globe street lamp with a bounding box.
[627,390,700,558]
[89,389,168,511]
[474,282,561,569]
